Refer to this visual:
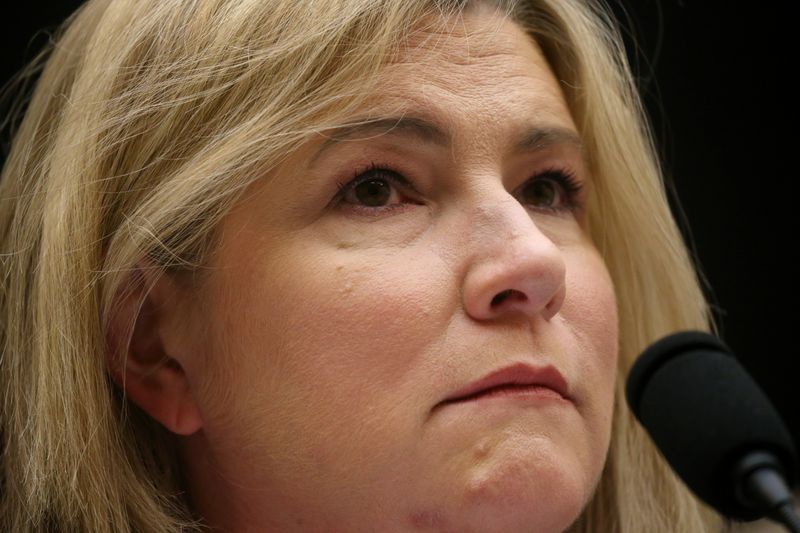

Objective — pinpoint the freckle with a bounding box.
[336,241,355,250]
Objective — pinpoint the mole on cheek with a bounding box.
[408,508,447,530]
[339,282,354,296]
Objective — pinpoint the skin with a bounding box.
[117,8,619,533]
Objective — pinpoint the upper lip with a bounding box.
[438,362,571,406]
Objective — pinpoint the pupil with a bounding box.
[527,180,557,207]
[356,179,390,206]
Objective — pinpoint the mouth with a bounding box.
[436,363,571,409]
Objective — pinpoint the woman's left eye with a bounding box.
[517,169,583,213]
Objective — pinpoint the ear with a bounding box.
[105,264,203,436]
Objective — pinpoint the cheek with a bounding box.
[564,245,618,370]
[270,249,450,382]
[562,246,618,447]
[192,242,454,447]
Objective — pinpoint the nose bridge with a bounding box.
[466,193,536,251]
[458,189,567,322]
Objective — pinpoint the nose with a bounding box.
[461,195,566,322]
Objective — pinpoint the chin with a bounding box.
[453,445,592,533]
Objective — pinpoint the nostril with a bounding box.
[492,289,514,307]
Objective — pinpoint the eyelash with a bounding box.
[334,162,584,215]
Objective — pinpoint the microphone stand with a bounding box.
[735,452,800,533]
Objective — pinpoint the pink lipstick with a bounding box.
[439,363,571,407]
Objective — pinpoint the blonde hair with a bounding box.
[1,0,720,530]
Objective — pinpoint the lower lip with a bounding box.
[477,384,566,401]
[441,384,570,408]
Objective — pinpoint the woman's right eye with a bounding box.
[345,177,395,207]
[336,165,416,211]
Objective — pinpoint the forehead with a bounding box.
[341,9,575,147]
[393,11,563,103]
[394,8,546,75]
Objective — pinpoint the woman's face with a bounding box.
[174,10,618,533]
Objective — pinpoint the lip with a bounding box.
[437,362,571,408]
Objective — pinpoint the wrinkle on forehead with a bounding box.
[326,8,576,165]
[398,5,538,67]
[368,60,570,148]
[301,4,578,170]
[380,11,560,107]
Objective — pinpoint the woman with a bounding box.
[1,0,722,531]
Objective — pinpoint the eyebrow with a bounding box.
[311,116,583,162]
[514,126,583,154]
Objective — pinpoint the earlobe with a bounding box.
[105,264,203,436]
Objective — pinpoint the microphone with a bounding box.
[625,331,800,531]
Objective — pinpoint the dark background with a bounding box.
[605,0,798,458]
[2,2,797,461]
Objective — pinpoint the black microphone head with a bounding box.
[626,331,798,521]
